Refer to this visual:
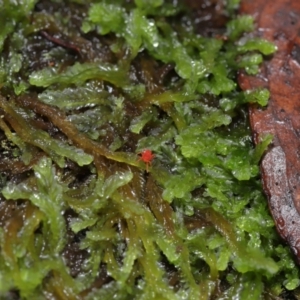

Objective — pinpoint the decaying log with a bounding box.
[239,0,300,262]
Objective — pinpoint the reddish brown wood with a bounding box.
[238,0,300,262]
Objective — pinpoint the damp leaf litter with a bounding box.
[0,0,298,299]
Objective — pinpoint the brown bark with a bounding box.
[238,0,300,262]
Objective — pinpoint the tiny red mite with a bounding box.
[138,149,155,172]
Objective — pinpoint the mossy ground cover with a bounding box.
[0,0,299,299]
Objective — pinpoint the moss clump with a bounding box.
[0,0,297,299]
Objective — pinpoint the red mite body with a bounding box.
[138,149,155,172]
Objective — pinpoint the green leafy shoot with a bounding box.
[0,1,298,299]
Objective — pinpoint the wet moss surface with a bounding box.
[0,0,299,299]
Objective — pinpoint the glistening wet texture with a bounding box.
[239,0,300,263]
[2,0,299,298]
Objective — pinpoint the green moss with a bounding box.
[29,62,130,88]
[0,0,298,299]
